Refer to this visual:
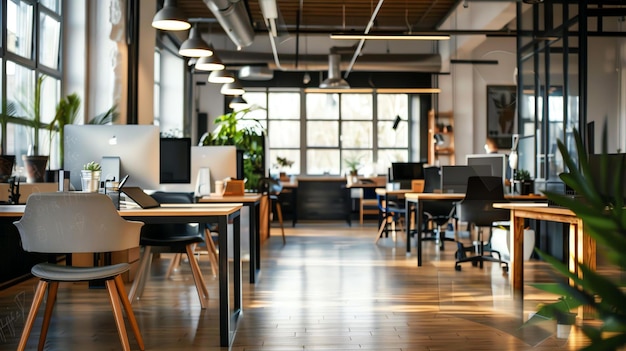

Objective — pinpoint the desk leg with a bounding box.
[405,198,412,256]
[510,212,525,293]
[219,214,242,347]
[417,201,423,266]
[575,219,595,319]
[249,202,261,283]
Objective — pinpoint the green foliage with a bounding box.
[49,93,81,167]
[344,155,362,173]
[276,156,294,169]
[200,108,265,190]
[88,105,119,125]
[515,169,531,181]
[524,124,626,350]
[83,161,101,171]
[17,75,46,155]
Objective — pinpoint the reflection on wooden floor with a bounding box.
[0,221,601,350]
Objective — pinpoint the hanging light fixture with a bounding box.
[152,0,190,31]
[319,54,349,89]
[221,81,245,95]
[195,54,225,71]
[208,70,235,84]
[229,95,249,110]
[179,23,213,57]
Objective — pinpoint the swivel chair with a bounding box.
[375,192,406,244]
[14,193,145,351]
[419,166,457,250]
[128,191,212,309]
[454,176,509,271]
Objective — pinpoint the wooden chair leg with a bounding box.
[17,280,47,351]
[185,244,209,309]
[204,228,219,277]
[275,201,286,244]
[38,281,59,351]
[105,279,132,351]
[165,253,182,279]
[114,275,145,350]
[375,215,390,243]
[128,246,152,302]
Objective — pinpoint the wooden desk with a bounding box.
[493,203,595,319]
[1,203,244,348]
[198,193,263,283]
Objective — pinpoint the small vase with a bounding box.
[81,170,101,192]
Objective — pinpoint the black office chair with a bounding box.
[128,191,212,309]
[375,192,406,243]
[418,166,457,250]
[454,176,509,272]
[259,177,286,244]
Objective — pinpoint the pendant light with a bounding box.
[208,70,235,84]
[195,54,225,71]
[152,0,190,31]
[229,96,249,110]
[179,24,213,57]
[221,81,245,95]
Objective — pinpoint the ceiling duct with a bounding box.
[319,54,350,89]
[203,0,255,48]
[239,66,274,81]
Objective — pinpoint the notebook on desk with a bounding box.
[120,186,160,209]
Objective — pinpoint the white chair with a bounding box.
[13,192,145,351]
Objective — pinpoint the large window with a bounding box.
[243,90,414,176]
[2,0,63,170]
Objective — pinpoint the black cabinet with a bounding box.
[295,178,351,225]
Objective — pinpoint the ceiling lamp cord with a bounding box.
[344,0,385,79]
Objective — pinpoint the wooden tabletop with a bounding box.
[198,193,262,203]
[120,204,242,217]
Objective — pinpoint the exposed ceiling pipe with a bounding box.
[344,0,385,78]
[203,0,255,48]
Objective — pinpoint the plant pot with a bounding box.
[0,155,15,182]
[22,155,49,183]
[81,170,102,192]
[556,312,576,339]
[520,180,534,195]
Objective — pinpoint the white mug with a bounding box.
[215,180,224,195]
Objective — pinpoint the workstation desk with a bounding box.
[493,203,595,319]
[197,193,262,283]
[0,203,244,348]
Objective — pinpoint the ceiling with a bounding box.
[169,0,519,77]
[177,0,459,34]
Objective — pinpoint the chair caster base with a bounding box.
[455,265,461,271]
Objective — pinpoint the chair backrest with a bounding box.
[457,176,508,226]
[14,192,142,254]
[423,166,441,193]
[258,177,283,195]
[150,191,194,204]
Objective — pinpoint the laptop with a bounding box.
[120,186,161,209]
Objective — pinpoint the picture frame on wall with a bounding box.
[486,85,516,149]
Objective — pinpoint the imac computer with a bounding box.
[466,154,507,181]
[64,125,160,191]
[391,162,425,189]
[440,165,492,193]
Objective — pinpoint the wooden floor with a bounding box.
[0,221,599,350]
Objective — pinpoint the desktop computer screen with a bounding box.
[160,138,191,184]
[391,162,425,189]
[466,154,507,180]
[440,165,492,193]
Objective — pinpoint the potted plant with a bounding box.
[200,107,266,190]
[18,75,48,183]
[522,124,626,348]
[344,155,362,176]
[514,168,533,195]
[48,93,81,169]
[275,156,294,180]
[81,161,102,192]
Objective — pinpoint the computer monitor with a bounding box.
[440,165,492,193]
[587,153,626,203]
[466,154,507,181]
[64,125,160,190]
[160,138,191,184]
[191,145,239,188]
[391,162,425,189]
